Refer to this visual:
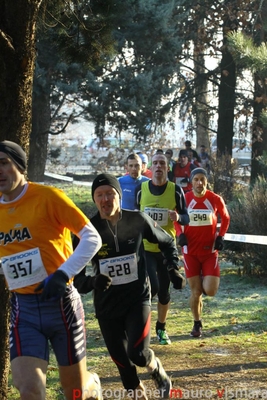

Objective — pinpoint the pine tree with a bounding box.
[80,0,191,145]
[228,0,267,181]
[28,0,118,181]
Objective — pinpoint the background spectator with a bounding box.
[165,149,176,181]
[199,145,211,174]
[173,149,196,193]
[138,152,152,178]
[184,140,201,163]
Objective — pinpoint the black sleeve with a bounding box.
[135,183,142,210]
[73,267,94,294]
[72,235,80,250]
[174,185,189,226]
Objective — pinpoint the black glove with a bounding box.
[35,270,69,301]
[92,274,112,291]
[214,236,224,251]
[74,273,112,294]
[178,233,188,247]
[167,267,186,289]
[180,177,189,184]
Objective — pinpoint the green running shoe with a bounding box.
[156,329,171,345]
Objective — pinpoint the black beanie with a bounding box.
[91,173,122,201]
[0,140,27,172]
[190,167,208,181]
[179,149,188,157]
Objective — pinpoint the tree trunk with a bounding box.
[193,19,209,151]
[251,73,267,182]
[217,11,237,157]
[0,1,42,397]
[250,0,267,183]
[215,4,237,195]
[0,278,10,400]
[28,90,50,182]
[0,0,41,147]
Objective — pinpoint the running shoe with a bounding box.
[156,329,171,345]
[190,321,202,338]
[151,357,172,399]
[91,372,103,400]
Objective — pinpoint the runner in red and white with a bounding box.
[176,167,230,338]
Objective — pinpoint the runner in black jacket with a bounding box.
[74,173,185,400]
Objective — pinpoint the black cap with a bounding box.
[190,167,208,181]
[179,149,188,157]
[91,173,122,201]
[0,140,27,172]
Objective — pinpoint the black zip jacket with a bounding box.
[74,209,179,319]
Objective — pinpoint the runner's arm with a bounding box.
[175,185,189,225]
[58,222,102,278]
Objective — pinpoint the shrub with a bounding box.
[209,154,243,202]
[226,177,267,275]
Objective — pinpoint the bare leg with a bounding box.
[157,301,169,324]
[187,275,203,320]
[11,356,47,400]
[188,275,220,337]
[59,356,102,400]
[203,275,220,297]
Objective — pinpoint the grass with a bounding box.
[7,183,267,399]
[7,262,267,399]
[45,179,97,217]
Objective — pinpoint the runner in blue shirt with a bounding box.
[118,153,149,210]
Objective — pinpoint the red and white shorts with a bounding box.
[183,252,220,279]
